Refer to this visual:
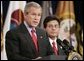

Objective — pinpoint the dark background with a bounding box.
[2,1,83,29]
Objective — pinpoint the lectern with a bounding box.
[40,55,67,60]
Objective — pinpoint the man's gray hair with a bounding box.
[24,2,42,13]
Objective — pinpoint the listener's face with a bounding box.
[45,20,60,38]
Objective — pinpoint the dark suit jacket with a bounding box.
[5,23,53,60]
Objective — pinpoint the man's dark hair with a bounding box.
[43,15,60,28]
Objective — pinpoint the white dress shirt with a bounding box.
[49,37,58,50]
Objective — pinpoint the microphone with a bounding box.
[57,39,65,47]
[57,39,69,52]
[57,39,75,55]
[63,39,75,52]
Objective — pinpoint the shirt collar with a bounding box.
[49,37,58,47]
[24,21,37,36]
[24,21,36,32]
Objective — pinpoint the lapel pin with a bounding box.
[40,36,43,39]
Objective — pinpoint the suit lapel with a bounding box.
[19,23,38,53]
[36,28,44,54]
[24,32,38,53]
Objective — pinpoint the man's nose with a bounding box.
[52,26,56,30]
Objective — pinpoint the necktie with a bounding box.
[31,29,38,51]
[52,41,58,55]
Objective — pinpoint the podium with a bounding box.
[40,55,67,60]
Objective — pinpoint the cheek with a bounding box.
[48,30,54,36]
[27,16,33,23]
[39,16,41,20]
[36,16,41,23]
[54,29,60,36]
[57,29,60,33]
[55,28,59,32]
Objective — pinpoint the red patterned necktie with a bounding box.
[31,29,38,51]
[52,41,58,55]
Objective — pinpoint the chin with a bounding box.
[32,25,38,27]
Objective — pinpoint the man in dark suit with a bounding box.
[5,2,53,60]
[43,16,66,55]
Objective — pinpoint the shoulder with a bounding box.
[36,27,46,34]
[6,23,26,34]
[6,23,23,36]
[36,27,48,40]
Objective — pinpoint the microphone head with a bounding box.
[63,39,74,50]
[57,39,70,54]
[63,39,69,46]
[57,39,62,45]
[57,39,67,48]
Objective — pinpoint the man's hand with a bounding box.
[32,57,42,60]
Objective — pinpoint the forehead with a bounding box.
[27,7,42,12]
[47,20,59,25]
